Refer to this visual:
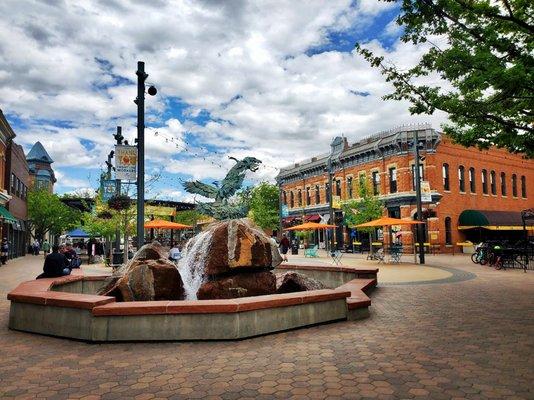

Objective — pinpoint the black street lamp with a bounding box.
[112,126,124,266]
[134,61,157,249]
[413,130,425,264]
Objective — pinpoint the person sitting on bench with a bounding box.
[36,245,71,279]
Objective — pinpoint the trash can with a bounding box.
[291,242,299,255]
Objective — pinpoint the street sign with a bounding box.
[101,179,117,201]
[115,145,138,180]
[281,204,289,217]
[421,181,432,202]
[332,195,341,209]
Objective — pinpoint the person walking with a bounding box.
[1,238,9,265]
[41,239,51,257]
[32,239,40,255]
[279,233,290,262]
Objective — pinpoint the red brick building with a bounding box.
[276,124,534,251]
[0,110,17,244]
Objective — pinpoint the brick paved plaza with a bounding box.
[1,255,532,399]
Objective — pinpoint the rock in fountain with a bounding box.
[99,242,184,301]
[275,271,327,293]
[179,219,282,300]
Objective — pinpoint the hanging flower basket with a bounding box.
[107,194,132,211]
[96,210,113,220]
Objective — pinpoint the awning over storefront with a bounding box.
[304,214,321,222]
[458,210,534,231]
[66,228,90,238]
[0,206,17,223]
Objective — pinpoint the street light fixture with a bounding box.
[135,61,157,249]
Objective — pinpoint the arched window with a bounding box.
[335,179,341,196]
[297,189,302,207]
[290,192,294,208]
[445,217,452,245]
[315,185,320,204]
[469,167,476,193]
[372,171,380,195]
[347,177,353,198]
[458,166,465,192]
[490,170,496,195]
[442,163,450,190]
[282,191,287,205]
[482,169,488,194]
[512,174,518,197]
[501,172,506,196]
[306,187,311,205]
[521,175,527,198]
[325,182,330,202]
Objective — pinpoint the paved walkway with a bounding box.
[1,255,533,399]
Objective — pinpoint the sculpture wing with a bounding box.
[182,181,218,199]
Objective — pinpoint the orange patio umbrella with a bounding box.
[285,222,337,231]
[144,219,192,229]
[354,216,423,228]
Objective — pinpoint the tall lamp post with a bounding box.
[413,130,425,264]
[112,126,124,265]
[134,61,157,249]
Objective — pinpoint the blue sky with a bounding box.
[0,0,444,202]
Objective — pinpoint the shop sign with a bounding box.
[101,179,117,201]
[421,181,432,202]
[332,195,341,209]
[115,145,138,180]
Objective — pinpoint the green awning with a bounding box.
[0,206,16,223]
[458,210,525,230]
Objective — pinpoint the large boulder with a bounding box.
[197,271,276,300]
[275,271,327,294]
[185,219,282,276]
[100,258,184,301]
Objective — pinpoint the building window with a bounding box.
[15,177,20,197]
[442,163,450,191]
[411,164,424,191]
[372,171,380,195]
[521,175,527,198]
[482,169,488,194]
[10,173,15,194]
[315,185,320,204]
[469,167,476,193]
[389,167,397,193]
[306,187,311,205]
[458,166,465,192]
[325,182,330,203]
[297,189,302,207]
[282,191,287,205]
[347,177,353,198]
[490,170,496,195]
[290,192,294,208]
[445,217,452,245]
[358,173,366,189]
[501,172,506,196]
[335,179,341,197]
[512,174,517,197]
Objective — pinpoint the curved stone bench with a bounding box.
[7,265,378,342]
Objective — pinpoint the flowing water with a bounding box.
[177,230,213,300]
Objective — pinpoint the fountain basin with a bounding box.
[7,265,377,341]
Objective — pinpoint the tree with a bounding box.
[27,189,81,241]
[342,181,383,252]
[174,210,206,226]
[357,0,534,157]
[248,182,280,230]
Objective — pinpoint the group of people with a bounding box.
[36,242,82,279]
[30,239,51,256]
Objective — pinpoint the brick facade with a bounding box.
[277,126,534,251]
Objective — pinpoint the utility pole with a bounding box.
[135,61,147,249]
[113,126,123,266]
[414,130,425,264]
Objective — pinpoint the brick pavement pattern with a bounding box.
[0,255,532,399]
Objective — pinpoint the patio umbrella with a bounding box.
[144,219,192,229]
[284,222,337,231]
[354,216,423,228]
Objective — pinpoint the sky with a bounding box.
[0,0,447,202]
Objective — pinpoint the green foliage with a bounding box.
[174,210,206,226]
[28,189,81,240]
[342,181,383,233]
[294,230,313,241]
[357,0,534,157]
[248,182,280,230]
[82,196,119,238]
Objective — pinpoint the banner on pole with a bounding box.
[281,205,289,217]
[332,195,341,209]
[421,181,432,202]
[115,145,138,180]
[101,179,117,201]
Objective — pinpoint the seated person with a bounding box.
[64,243,81,268]
[169,244,182,262]
[36,245,71,279]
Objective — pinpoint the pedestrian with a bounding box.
[36,245,71,279]
[169,243,181,262]
[279,233,290,262]
[32,239,40,255]
[1,238,9,265]
[41,239,51,257]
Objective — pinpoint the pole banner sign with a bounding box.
[281,205,289,217]
[421,181,432,202]
[332,195,341,209]
[115,145,138,180]
[101,179,117,201]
